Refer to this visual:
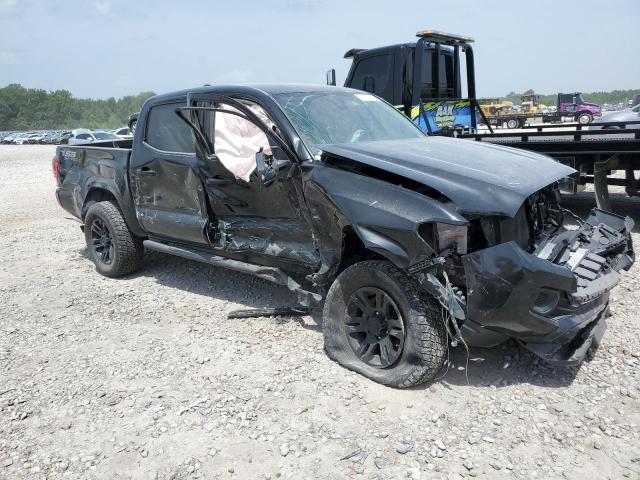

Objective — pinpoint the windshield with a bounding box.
[274,91,424,156]
[93,132,118,140]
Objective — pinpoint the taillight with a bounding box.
[52,155,60,183]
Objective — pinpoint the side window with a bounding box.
[420,49,455,99]
[145,103,194,153]
[76,134,90,140]
[350,54,391,100]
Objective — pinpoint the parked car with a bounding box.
[59,131,73,144]
[49,131,72,144]
[38,132,57,144]
[590,103,640,130]
[68,131,120,145]
[28,132,47,144]
[113,127,133,138]
[2,132,19,144]
[52,84,634,388]
[13,133,31,144]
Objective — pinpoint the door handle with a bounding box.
[137,167,156,176]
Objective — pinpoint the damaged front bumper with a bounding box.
[459,209,634,366]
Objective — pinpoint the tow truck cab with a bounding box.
[344,43,458,111]
[341,31,483,134]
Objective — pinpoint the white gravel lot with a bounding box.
[0,145,639,480]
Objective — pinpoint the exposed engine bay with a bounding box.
[414,183,634,366]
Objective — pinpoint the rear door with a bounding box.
[130,100,210,245]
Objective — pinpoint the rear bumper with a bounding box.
[460,209,634,366]
[55,187,80,218]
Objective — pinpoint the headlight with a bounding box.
[435,223,468,255]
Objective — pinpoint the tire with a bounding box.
[506,119,518,129]
[322,260,447,388]
[577,113,593,125]
[84,201,143,278]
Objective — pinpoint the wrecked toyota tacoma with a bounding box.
[53,85,635,388]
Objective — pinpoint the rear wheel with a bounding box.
[322,260,447,388]
[577,112,593,125]
[84,201,143,278]
[506,119,519,129]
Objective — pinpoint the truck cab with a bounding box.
[342,31,481,134]
[343,42,458,112]
[557,92,601,124]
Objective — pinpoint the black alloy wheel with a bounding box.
[90,217,114,265]
[345,287,405,368]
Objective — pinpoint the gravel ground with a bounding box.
[1,145,639,480]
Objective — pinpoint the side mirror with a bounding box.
[255,150,291,186]
[255,150,277,186]
[326,68,336,86]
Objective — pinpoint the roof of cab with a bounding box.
[146,83,355,106]
[343,42,455,60]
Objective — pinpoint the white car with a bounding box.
[29,133,47,143]
[113,127,133,138]
[13,133,33,145]
[68,131,120,145]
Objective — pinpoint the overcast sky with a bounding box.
[0,0,638,99]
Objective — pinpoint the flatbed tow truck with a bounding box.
[335,30,640,211]
[490,92,602,129]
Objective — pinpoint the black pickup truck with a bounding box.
[53,84,634,388]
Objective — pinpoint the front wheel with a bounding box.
[84,201,143,278]
[506,119,519,129]
[322,260,447,388]
[577,112,593,125]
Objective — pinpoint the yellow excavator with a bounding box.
[517,94,547,114]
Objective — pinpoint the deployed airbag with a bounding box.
[214,104,273,182]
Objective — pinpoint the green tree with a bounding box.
[0,84,155,131]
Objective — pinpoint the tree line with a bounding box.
[2,83,639,131]
[504,88,640,106]
[0,84,155,131]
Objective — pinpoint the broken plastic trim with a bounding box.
[410,268,467,350]
[143,240,322,307]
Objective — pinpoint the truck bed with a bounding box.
[55,144,137,231]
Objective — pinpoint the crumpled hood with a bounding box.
[321,137,575,217]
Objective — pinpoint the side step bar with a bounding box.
[143,240,322,307]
